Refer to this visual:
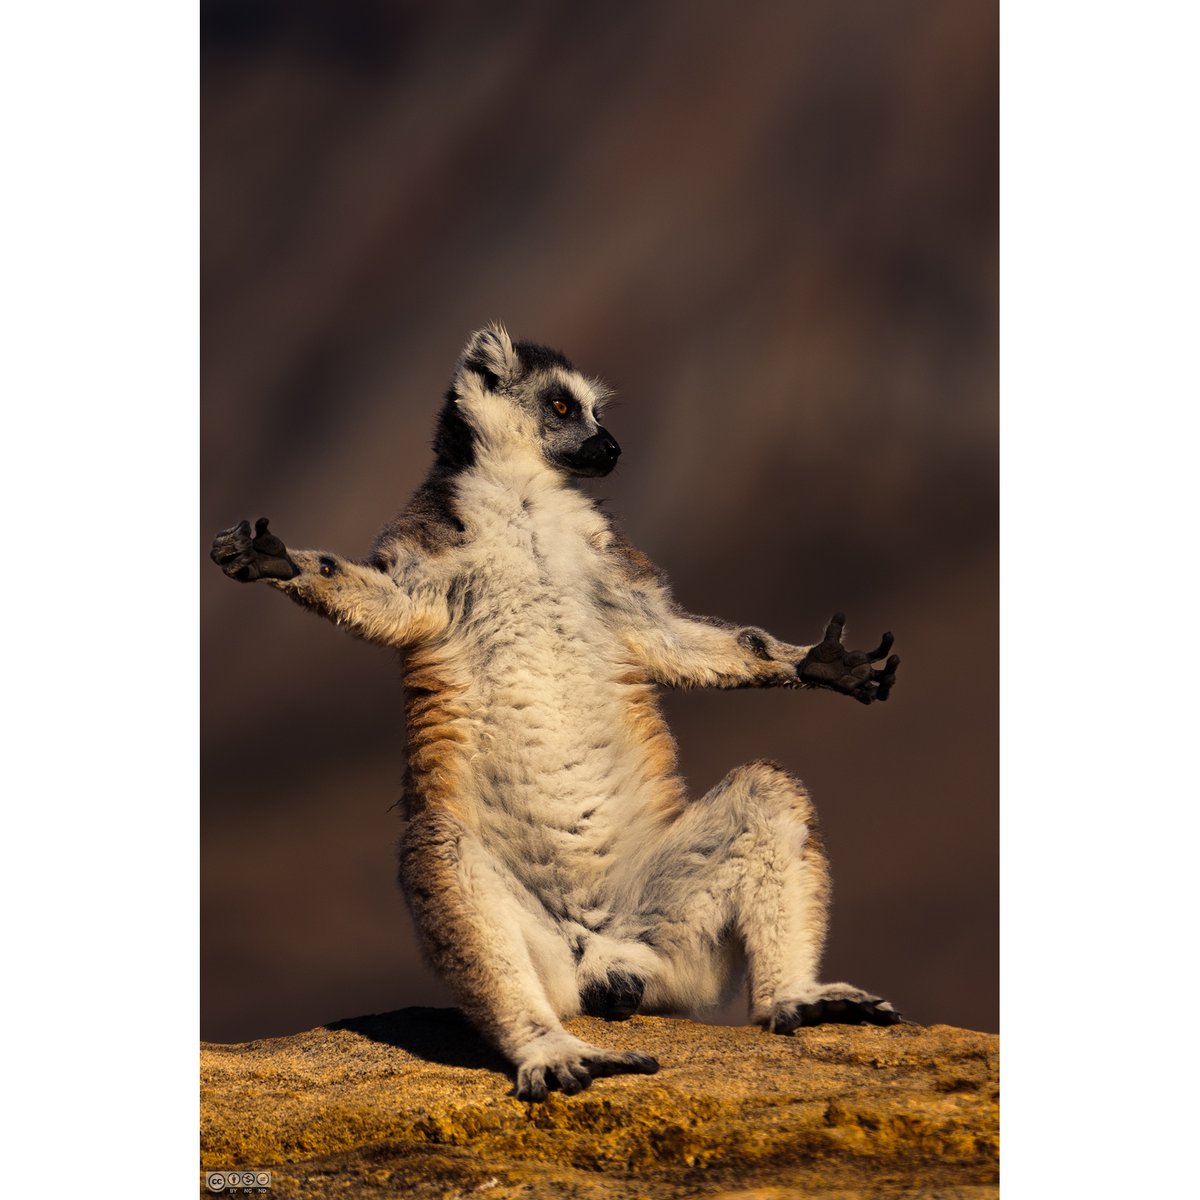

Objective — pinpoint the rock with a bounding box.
[201,1008,998,1198]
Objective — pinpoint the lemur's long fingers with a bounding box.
[807,613,848,663]
[822,612,846,645]
[234,516,299,580]
[210,520,260,580]
[866,631,894,661]
[252,516,289,557]
[210,518,252,559]
[873,655,900,701]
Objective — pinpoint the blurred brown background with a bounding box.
[201,0,997,1042]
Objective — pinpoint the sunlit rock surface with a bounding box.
[201,1008,998,1198]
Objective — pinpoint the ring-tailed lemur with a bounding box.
[211,323,903,1102]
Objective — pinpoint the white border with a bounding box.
[0,1,198,1191]
[1003,1,1198,1193]
[3,0,1197,1190]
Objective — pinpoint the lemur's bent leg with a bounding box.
[211,518,446,646]
[618,761,901,1031]
[399,814,659,1101]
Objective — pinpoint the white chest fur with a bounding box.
[432,464,657,900]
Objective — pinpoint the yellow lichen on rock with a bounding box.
[200,1008,998,1198]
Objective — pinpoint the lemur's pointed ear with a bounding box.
[459,322,518,392]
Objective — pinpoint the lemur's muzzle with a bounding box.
[561,428,621,477]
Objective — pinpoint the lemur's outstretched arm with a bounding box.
[607,537,899,703]
[629,604,898,703]
[210,518,447,647]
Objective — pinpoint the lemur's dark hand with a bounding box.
[210,517,298,582]
[797,613,899,705]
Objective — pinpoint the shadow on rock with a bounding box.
[325,1006,510,1074]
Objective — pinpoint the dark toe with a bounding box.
[588,1051,658,1077]
[626,1052,659,1074]
[865,1003,903,1026]
[799,1002,824,1026]
[516,1068,548,1103]
[769,1006,800,1035]
[553,1065,586,1095]
[868,632,894,661]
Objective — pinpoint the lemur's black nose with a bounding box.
[595,429,621,465]
[561,427,621,476]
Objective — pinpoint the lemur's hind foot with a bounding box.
[211,517,298,582]
[513,1030,659,1102]
[580,971,645,1021]
[766,983,904,1034]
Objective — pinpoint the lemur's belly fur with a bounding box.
[402,469,681,927]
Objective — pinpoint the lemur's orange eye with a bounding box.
[553,399,569,415]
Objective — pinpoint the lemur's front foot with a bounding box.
[210,517,298,583]
[514,1030,659,1102]
[797,612,900,704]
[766,983,904,1034]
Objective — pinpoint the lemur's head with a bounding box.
[435,323,620,478]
